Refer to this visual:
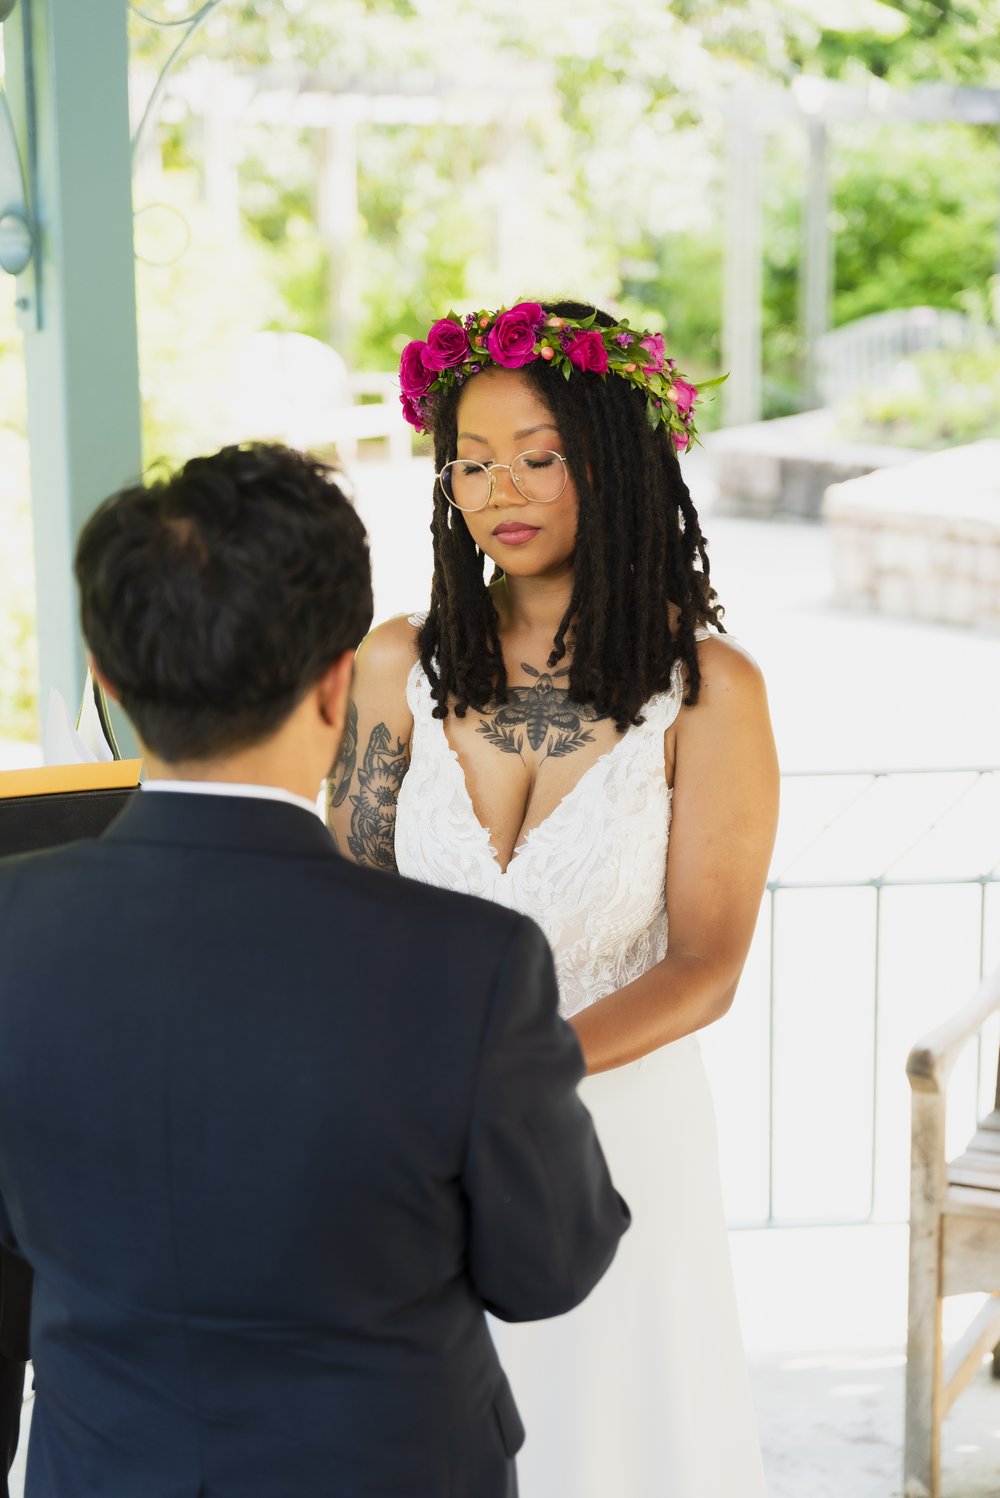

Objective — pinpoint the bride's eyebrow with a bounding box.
[457,422,560,443]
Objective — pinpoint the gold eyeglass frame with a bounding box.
[435,449,570,513]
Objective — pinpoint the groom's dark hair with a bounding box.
[75,443,373,762]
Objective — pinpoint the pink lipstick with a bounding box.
[492,523,541,546]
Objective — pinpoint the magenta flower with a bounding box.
[424,317,471,371]
[565,329,609,374]
[673,430,690,454]
[639,333,666,374]
[672,378,698,416]
[399,390,427,431]
[614,332,632,348]
[399,340,436,398]
[485,302,545,368]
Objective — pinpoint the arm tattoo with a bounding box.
[326,700,358,837]
[476,663,608,763]
[347,722,408,870]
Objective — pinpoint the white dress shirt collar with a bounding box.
[142,780,321,820]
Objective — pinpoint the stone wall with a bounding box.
[706,410,921,521]
[822,441,1000,628]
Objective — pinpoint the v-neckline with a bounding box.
[433,710,648,879]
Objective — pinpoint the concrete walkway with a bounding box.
[733,1224,1000,1497]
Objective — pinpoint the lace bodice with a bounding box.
[395,639,706,1018]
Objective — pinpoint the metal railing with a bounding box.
[718,767,1000,1228]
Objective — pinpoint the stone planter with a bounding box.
[822,441,1000,628]
[706,410,922,520]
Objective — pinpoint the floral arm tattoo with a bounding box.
[326,701,359,852]
[327,704,408,869]
[344,719,408,871]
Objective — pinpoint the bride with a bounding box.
[327,300,779,1496]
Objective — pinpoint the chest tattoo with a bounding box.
[477,664,608,764]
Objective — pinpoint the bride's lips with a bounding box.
[492,522,541,546]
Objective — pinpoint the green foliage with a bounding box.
[126,0,1000,428]
[812,0,1000,84]
[848,342,1000,447]
[753,122,1000,416]
[831,126,1000,325]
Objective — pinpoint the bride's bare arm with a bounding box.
[569,637,779,1074]
[326,615,418,870]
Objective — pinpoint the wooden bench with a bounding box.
[905,963,1000,1497]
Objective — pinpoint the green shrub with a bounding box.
[845,342,1000,448]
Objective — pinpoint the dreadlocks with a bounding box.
[418,300,724,733]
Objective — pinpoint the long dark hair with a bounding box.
[419,300,724,732]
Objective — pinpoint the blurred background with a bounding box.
[2,2,1000,1493]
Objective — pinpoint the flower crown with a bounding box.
[398,302,725,454]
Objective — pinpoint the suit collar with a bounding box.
[102,787,338,859]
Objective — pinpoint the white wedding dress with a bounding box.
[395,638,767,1498]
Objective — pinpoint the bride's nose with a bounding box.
[489,466,528,507]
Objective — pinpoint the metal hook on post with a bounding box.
[0,90,34,278]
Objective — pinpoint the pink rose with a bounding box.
[639,332,666,374]
[673,430,690,454]
[399,390,427,431]
[485,302,545,369]
[424,317,470,371]
[399,340,435,398]
[565,329,609,374]
[672,378,698,416]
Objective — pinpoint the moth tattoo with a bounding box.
[477,664,607,763]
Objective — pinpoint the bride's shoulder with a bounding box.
[357,613,422,677]
[353,615,423,718]
[687,632,769,720]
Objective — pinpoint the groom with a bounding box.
[0,444,628,1498]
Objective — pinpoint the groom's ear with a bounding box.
[317,650,355,733]
[89,655,120,705]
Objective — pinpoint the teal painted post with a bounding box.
[4,0,142,725]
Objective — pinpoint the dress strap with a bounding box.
[404,614,432,721]
[404,658,430,721]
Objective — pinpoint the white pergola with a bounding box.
[721,78,1000,425]
[131,57,554,356]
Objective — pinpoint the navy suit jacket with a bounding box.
[0,791,628,1497]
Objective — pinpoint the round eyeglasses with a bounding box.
[436,449,569,513]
